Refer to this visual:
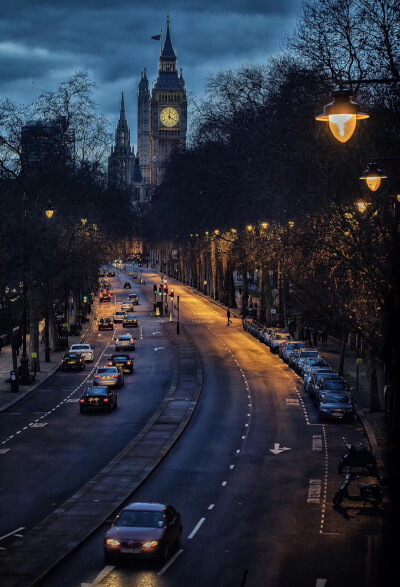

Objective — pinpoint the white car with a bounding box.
[121,300,134,311]
[69,343,94,362]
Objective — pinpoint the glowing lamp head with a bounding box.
[360,162,387,192]
[355,201,369,213]
[45,199,55,219]
[316,88,369,143]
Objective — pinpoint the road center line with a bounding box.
[0,527,25,542]
[188,517,205,539]
[157,548,183,576]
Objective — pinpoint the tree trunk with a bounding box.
[365,344,381,413]
[338,330,346,376]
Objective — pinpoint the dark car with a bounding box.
[60,351,86,371]
[312,376,351,405]
[128,293,139,305]
[98,317,114,331]
[318,391,355,422]
[99,290,111,302]
[104,502,182,564]
[123,281,132,289]
[109,353,134,374]
[115,334,136,351]
[122,314,138,328]
[79,385,117,413]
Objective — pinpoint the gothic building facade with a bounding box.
[108,17,187,207]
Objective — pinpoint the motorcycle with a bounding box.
[337,439,377,475]
[333,473,383,508]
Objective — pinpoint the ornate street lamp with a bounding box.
[360,162,387,192]
[316,88,369,143]
[45,199,55,219]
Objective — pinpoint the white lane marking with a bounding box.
[0,449,10,454]
[30,423,47,428]
[0,527,25,542]
[154,347,165,351]
[308,479,322,503]
[157,548,184,576]
[286,398,300,406]
[81,565,115,586]
[230,465,234,469]
[316,579,327,587]
[269,443,291,455]
[188,517,205,539]
[222,481,227,486]
[208,504,214,510]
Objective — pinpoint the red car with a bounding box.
[104,502,182,564]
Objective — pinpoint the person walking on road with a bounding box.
[227,309,232,326]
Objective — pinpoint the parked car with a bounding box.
[312,375,351,405]
[288,348,302,370]
[318,391,355,422]
[69,343,94,362]
[123,314,139,328]
[108,353,134,374]
[79,385,118,413]
[104,502,182,563]
[301,357,328,379]
[115,334,136,351]
[270,332,292,354]
[60,351,86,371]
[113,311,127,323]
[128,293,139,304]
[281,341,307,362]
[296,349,321,375]
[304,365,333,393]
[98,317,114,331]
[121,300,134,311]
[267,328,286,348]
[123,281,132,289]
[93,366,124,388]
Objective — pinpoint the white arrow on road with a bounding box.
[316,580,327,587]
[269,443,291,455]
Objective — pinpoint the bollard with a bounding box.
[10,370,19,393]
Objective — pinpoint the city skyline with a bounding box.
[0,0,300,142]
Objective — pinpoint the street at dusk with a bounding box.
[0,2,399,586]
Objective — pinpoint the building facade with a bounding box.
[108,17,187,206]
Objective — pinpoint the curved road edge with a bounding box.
[0,322,202,587]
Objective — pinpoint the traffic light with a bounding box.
[163,284,168,294]
[169,288,174,298]
[158,285,162,295]
[153,284,157,293]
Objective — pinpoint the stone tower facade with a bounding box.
[108,92,135,188]
[137,69,151,185]
[149,17,187,187]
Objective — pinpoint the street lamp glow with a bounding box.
[360,162,387,192]
[316,88,369,143]
[355,201,370,213]
[288,220,295,229]
[214,229,220,235]
[247,225,253,232]
[45,199,55,219]
[261,222,269,229]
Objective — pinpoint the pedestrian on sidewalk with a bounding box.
[227,309,232,326]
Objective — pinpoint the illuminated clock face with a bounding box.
[160,107,179,127]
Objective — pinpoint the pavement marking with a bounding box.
[230,465,235,469]
[157,548,183,576]
[307,479,322,503]
[0,449,10,454]
[188,517,205,539]
[208,504,215,510]
[269,443,291,455]
[286,398,300,406]
[81,565,115,586]
[316,579,327,587]
[0,527,25,542]
[222,481,227,486]
[30,423,47,428]
[312,434,323,451]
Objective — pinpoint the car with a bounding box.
[98,317,114,331]
[109,353,134,374]
[304,365,333,393]
[302,357,327,380]
[281,341,307,362]
[312,375,351,405]
[79,385,117,413]
[69,343,94,362]
[107,270,115,277]
[318,391,355,422]
[104,502,182,563]
[296,349,321,375]
[128,293,139,304]
[60,351,86,371]
[93,366,124,388]
[288,348,302,369]
[270,332,292,353]
[123,281,131,289]
[113,311,127,323]
[122,314,138,328]
[121,300,134,311]
[266,328,286,347]
[115,334,136,350]
[99,290,111,302]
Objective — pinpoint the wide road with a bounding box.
[0,272,173,542]
[39,268,385,587]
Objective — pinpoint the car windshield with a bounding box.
[113,356,129,361]
[321,393,351,404]
[118,336,130,341]
[72,345,89,351]
[97,367,117,374]
[301,351,319,358]
[116,510,164,528]
[126,315,136,319]
[86,387,107,396]
[115,312,125,316]
[321,380,348,390]
[65,353,80,359]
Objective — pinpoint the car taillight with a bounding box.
[127,361,131,365]
[79,399,85,403]
[103,398,109,402]
[80,359,84,362]
[113,374,119,378]
[61,360,65,363]
[108,362,113,366]
[94,375,100,378]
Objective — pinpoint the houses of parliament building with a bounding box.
[108,17,187,207]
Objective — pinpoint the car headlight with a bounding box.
[142,540,158,549]
[106,538,121,547]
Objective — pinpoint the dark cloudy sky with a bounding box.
[0,0,301,144]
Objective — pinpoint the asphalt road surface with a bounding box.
[2,267,385,586]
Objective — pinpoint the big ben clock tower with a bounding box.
[150,16,187,186]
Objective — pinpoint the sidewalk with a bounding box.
[0,303,98,413]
